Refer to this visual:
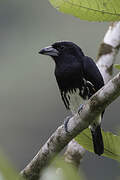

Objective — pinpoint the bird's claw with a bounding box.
[78,104,84,114]
[64,115,73,133]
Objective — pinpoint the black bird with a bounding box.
[39,41,104,156]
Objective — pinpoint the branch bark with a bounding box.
[20,71,120,180]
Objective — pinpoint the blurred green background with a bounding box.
[0,0,120,180]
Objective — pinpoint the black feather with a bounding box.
[39,41,105,155]
[91,125,104,156]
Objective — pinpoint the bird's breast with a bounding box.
[61,87,89,115]
[60,79,96,114]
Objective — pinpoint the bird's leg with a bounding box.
[78,104,85,114]
[64,115,73,133]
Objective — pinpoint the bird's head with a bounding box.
[39,41,84,62]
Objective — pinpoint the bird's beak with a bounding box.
[39,46,59,56]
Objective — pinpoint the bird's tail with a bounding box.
[90,125,104,156]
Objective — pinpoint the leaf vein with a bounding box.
[64,1,120,16]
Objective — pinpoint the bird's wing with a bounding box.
[82,56,104,92]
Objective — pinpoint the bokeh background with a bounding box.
[0,1,120,180]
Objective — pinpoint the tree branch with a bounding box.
[64,139,85,168]
[97,22,120,83]
[20,71,120,180]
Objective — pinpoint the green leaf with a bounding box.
[75,128,120,161]
[114,64,120,70]
[49,0,120,21]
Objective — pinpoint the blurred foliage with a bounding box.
[0,151,24,180]
[114,64,120,70]
[76,128,120,161]
[49,0,120,21]
[41,157,85,180]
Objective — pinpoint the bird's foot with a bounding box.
[78,104,84,114]
[64,115,73,133]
